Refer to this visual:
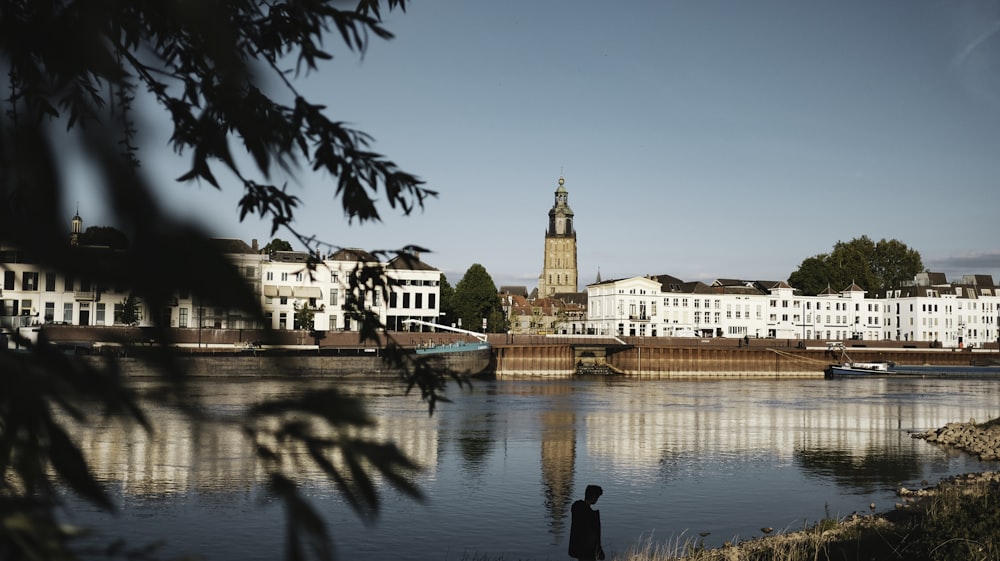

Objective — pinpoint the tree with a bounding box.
[0,2,463,560]
[788,236,923,295]
[453,264,504,333]
[262,238,294,254]
[116,294,141,326]
[294,300,317,331]
[788,255,835,296]
[438,274,458,328]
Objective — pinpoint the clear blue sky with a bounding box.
[70,0,1000,290]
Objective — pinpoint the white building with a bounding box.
[2,218,445,338]
[256,248,443,333]
[583,272,1000,348]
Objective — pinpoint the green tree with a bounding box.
[872,238,924,290]
[116,294,141,326]
[262,238,294,254]
[0,2,464,560]
[78,226,130,250]
[788,255,835,296]
[294,300,317,331]
[438,274,457,328]
[788,236,923,295]
[453,264,504,333]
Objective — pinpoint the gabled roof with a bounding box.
[211,238,258,255]
[842,282,866,293]
[386,254,437,271]
[759,280,792,290]
[499,286,529,297]
[552,291,588,306]
[818,285,837,296]
[328,248,378,263]
[270,250,310,263]
[651,273,686,292]
[683,281,715,294]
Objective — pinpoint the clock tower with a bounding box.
[538,176,578,298]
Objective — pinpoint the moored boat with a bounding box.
[826,361,895,377]
[404,320,493,376]
[825,343,1000,379]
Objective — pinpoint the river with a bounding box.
[61,376,998,561]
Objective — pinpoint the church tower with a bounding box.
[70,208,83,246]
[538,176,578,298]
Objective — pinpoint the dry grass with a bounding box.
[605,472,1000,561]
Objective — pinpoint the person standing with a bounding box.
[568,485,605,561]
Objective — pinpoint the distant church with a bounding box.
[537,176,578,298]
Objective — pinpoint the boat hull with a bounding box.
[825,365,895,378]
[827,363,1000,379]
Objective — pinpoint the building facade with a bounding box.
[537,176,578,299]
[2,216,445,341]
[583,273,1000,348]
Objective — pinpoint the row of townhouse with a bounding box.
[584,272,1000,348]
[1,238,445,335]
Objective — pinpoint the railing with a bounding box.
[75,290,96,301]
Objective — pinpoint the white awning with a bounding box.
[263,285,278,297]
[277,286,293,298]
[293,286,323,299]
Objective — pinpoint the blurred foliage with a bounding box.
[0,1,467,560]
[78,226,130,250]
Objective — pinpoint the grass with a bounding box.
[462,473,1000,561]
[608,473,1000,561]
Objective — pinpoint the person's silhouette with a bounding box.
[568,485,605,560]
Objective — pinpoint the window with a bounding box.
[402,293,410,309]
[390,292,398,308]
[329,289,338,306]
[331,272,339,283]
[429,293,436,310]
[266,271,274,281]
[63,303,73,323]
[96,303,106,324]
[16,274,36,294]
[64,275,74,292]
[373,291,380,307]
[44,302,54,322]
[281,272,289,281]
[45,273,56,291]
[245,266,256,278]
[2,270,13,290]
[295,272,303,282]
[179,307,188,328]
[415,293,422,309]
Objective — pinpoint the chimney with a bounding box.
[251,239,259,252]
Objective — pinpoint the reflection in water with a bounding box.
[541,409,576,538]
[60,377,999,561]
[794,447,927,493]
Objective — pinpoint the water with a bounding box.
[60,376,999,561]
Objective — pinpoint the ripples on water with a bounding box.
[62,377,998,561]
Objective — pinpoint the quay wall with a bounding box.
[491,341,995,378]
[42,326,999,378]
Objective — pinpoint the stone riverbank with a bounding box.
[658,420,1000,560]
[912,418,1000,461]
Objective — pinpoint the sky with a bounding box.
[69,0,1000,290]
